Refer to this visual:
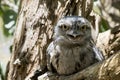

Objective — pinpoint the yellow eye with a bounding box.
[80,25,87,31]
[61,25,69,31]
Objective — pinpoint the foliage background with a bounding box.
[0,0,19,79]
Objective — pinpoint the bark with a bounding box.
[96,26,120,58]
[98,0,120,28]
[6,0,120,80]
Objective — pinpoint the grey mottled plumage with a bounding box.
[46,16,104,75]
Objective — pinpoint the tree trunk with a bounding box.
[6,0,120,80]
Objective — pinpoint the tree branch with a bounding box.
[38,52,120,80]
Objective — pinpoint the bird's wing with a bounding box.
[90,40,104,61]
[46,42,57,71]
[93,46,104,61]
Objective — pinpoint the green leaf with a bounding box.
[9,45,13,53]
[0,64,5,80]
[100,18,110,32]
[3,25,10,37]
[2,9,17,36]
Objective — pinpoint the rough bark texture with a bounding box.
[6,0,120,80]
[97,26,120,58]
[99,0,120,28]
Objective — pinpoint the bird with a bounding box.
[46,16,104,75]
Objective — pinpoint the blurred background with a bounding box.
[0,0,120,80]
[0,0,19,79]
